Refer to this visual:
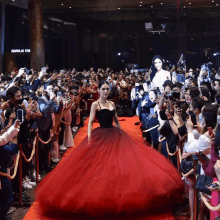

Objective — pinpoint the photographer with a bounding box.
[37,83,63,172]
[140,90,159,149]
[198,64,211,87]
[116,90,132,117]
[5,87,36,193]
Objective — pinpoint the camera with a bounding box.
[41,67,47,72]
[164,92,172,100]
[164,91,180,101]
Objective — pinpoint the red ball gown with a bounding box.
[35,108,183,219]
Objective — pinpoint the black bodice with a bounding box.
[96,109,115,128]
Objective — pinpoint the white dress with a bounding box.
[151,69,171,91]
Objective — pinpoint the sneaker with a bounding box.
[25,177,36,187]
[30,171,41,181]
[55,158,60,162]
[59,145,67,151]
[22,180,33,190]
[6,207,16,215]
[72,127,77,133]
[51,158,60,164]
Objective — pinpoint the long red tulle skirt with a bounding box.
[35,127,183,219]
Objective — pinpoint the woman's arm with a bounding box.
[112,102,121,129]
[87,102,97,143]
[158,93,165,110]
[168,120,179,135]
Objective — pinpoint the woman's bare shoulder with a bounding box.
[108,100,115,105]
[91,101,98,107]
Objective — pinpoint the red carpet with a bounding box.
[23,116,175,220]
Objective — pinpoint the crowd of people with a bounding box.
[1,54,220,219]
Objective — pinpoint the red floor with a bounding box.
[23,116,175,220]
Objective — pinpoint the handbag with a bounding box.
[196,174,213,195]
[180,157,194,174]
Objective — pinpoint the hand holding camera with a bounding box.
[13,119,21,130]
[165,109,173,120]
[50,93,56,100]
[206,181,220,192]
[9,108,16,121]
[39,68,47,79]
[141,100,148,107]
[17,68,25,78]
[1,100,10,111]
[186,116,194,130]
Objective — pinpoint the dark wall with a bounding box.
[4,5,220,71]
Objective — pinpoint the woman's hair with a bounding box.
[173,82,183,89]
[163,80,173,89]
[215,94,220,106]
[6,86,20,98]
[200,82,212,93]
[98,80,109,89]
[188,87,200,99]
[192,97,204,111]
[190,79,198,87]
[202,105,218,129]
[149,89,157,96]
[200,87,211,102]
[96,75,101,82]
[150,54,166,81]
[215,124,220,155]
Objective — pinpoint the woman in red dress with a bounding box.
[89,75,101,101]
[35,80,183,219]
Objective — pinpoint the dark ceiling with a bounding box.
[3,0,220,12]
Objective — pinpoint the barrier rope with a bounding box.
[178,148,182,163]
[159,137,165,143]
[51,129,59,136]
[60,119,71,125]
[200,192,220,211]
[0,151,20,180]
[37,135,52,145]
[20,137,36,163]
[181,169,194,178]
[166,142,178,156]
[143,124,159,133]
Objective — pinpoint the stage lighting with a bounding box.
[145,22,153,31]
[161,24,166,29]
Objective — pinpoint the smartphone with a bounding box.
[208,127,215,138]
[150,108,154,115]
[190,114,197,126]
[17,109,23,123]
[41,67,46,72]
[207,183,219,189]
[57,92,62,97]
[57,79,61,85]
[198,151,210,166]
[144,95,149,102]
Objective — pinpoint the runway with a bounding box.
[23,116,176,220]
